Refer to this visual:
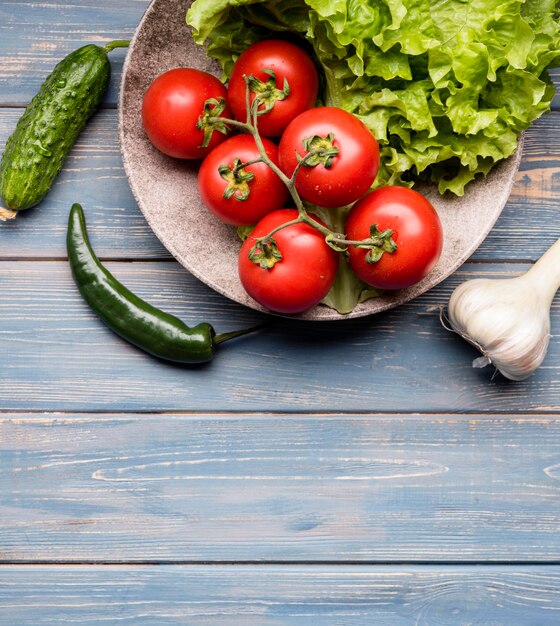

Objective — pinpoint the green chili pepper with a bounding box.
[67,203,263,363]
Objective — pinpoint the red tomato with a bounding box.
[238,209,339,314]
[278,107,379,208]
[345,186,444,290]
[228,40,319,137]
[198,135,290,226]
[142,68,231,159]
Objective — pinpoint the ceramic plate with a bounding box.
[119,0,522,320]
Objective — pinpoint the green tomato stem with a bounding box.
[207,86,393,261]
[221,118,252,132]
[255,216,305,241]
[233,157,264,173]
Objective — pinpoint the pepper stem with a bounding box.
[214,323,268,345]
[103,40,131,53]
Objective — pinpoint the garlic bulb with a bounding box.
[447,238,560,381]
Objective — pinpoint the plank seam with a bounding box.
[2,409,560,418]
[4,560,560,567]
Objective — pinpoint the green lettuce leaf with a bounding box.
[187,0,559,196]
[187,0,559,312]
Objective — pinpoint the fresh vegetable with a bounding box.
[445,238,560,381]
[148,53,439,315]
[228,39,319,137]
[142,68,231,159]
[238,208,338,314]
[345,187,443,290]
[196,84,401,314]
[198,134,289,226]
[311,204,382,315]
[67,203,262,363]
[187,0,560,196]
[278,106,379,208]
[0,41,129,220]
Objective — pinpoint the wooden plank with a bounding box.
[0,107,558,261]
[3,413,560,561]
[0,108,170,259]
[551,67,560,110]
[476,111,560,262]
[2,565,560,625]
[0,0,146,106]
[1,261,559,413]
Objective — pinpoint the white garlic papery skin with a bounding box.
[447,239,560,381]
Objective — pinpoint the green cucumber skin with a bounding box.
[0,45,110,212]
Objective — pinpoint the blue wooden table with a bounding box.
[1,2,560,623]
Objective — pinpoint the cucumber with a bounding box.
[0,40,129,220]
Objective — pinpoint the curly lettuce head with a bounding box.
[187,0,560,196]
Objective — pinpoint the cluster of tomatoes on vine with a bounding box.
[141,39,443,314]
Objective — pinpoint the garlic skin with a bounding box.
[447,239,560,381]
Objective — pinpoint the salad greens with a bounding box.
[187,0,560,196]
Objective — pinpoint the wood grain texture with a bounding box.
[1,261,559,413]
[0,0,145,105]
[552,68,560,110]
[3,413,560,561]
[2,565,560,625]
[486,111,560,262]
[0,108,557,261]
[0,108,170,259]
[0,1,560,618]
